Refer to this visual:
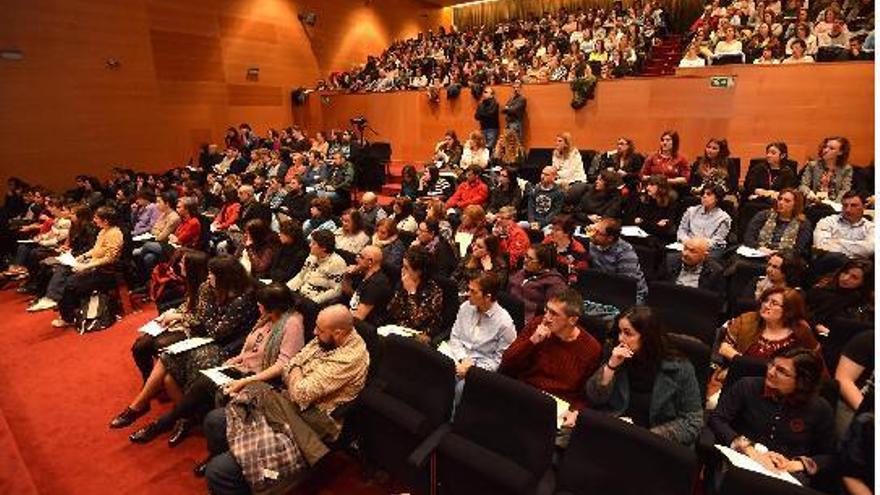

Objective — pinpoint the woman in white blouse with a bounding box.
[552,132,586,190]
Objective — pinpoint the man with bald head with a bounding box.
[357,191,387,234]
[345,245,392,325]
[526,166,565,230]
[202,304,369,495]
[664,237,725,298]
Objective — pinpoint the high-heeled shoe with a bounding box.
[167,418,193,447]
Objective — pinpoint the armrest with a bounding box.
[407,423,452,469]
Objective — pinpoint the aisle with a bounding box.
[0,290,391,495]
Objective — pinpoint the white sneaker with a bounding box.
[27,298,57,312]
[51,318,72,328]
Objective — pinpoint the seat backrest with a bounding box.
[433,275,461,341]
[453,368,556,477]
[496,291,525,332]
[821,318,874,371]
[378,335,457,427]
[576,269,637,310]
[647,281,723,344]
[292,293,319,344]
[667,333,712,401]
[556,409,698,495]
[728,157,741,189]
[522,148,554,183]
[718,465,825,495]
[724,355,768,391]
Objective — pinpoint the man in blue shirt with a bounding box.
[588,217,648,303]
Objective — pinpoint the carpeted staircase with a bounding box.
[641,35,684,76]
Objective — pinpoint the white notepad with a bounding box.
[138,319,165,337]
[621,226,649,238]
[377,325,420,338]
[436,341,456,361]
[56,252,78,267]
[736,246,769,258]
[200,366,235,387]
[665,242,683,251]
[546,393,571,429]
[162,337,214,355]
[715,445,802,486]
[132,233,154,242]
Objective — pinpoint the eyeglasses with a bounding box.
[769,362,795,379]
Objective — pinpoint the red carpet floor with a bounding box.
[0,289,397,495]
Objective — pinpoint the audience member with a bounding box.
[589,217,648,303]
[664,238,726,298]
[286,229,347,305]
[344,245,393,325]
[386,246,445,342]
[582,306,704,445]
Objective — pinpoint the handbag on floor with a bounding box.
[75,291,118,334]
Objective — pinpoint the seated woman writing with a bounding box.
[580,306,704,445]
[708,348,834,486]
[707,287,821,406]
[128,283,304,445]
[109,256,259,433]
[51,206,124,328]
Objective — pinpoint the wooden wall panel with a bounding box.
[219,16,279,44]
[150,30,226,82]
[297,62,875,169]
[227,84,283,106]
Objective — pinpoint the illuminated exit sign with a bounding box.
[710,76,735,88]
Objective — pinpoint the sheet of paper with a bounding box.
[259,279,273,285]
[162,337,214,355]
[17,239,36,244]
[546,393,571,429]
[573,226,590,239]
[736,246,769,258]
[821,199,842,212]
[665,242,683,251]
[621,226,649,238]
[138,319,165,337]
[377,325,419,338]
[132,233,154,242]
[715,445,802,486]
[200,366,234,386]
[454,232,474,258]
[56,251,78,267]
[436,341,456,361]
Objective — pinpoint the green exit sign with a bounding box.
[710,76,735,88]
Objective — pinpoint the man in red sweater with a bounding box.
[499,288,602,413]
[445,166,488,210]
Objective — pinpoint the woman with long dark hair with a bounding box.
[583,306,703,445]
[807,260,874,334]
[640,130,690,186]
[629,174,677,241]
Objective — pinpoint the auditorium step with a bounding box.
[641,35,683,77]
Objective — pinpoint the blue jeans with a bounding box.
[134,241,164,280]
[482,128,499,152]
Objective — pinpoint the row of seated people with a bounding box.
[0,122,873,494]
[320,2,668,93]
[681,0,874,66]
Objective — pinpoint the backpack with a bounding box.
[75,291,119,334]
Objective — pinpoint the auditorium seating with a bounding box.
[409,368,556,495]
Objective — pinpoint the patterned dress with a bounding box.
[162,291,260,391]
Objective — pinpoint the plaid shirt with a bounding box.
[283,331,369,416]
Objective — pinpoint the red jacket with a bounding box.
[212,202,240,231]
[445,179,489,209]
[174,216,201,248]
[500,223,530,267]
